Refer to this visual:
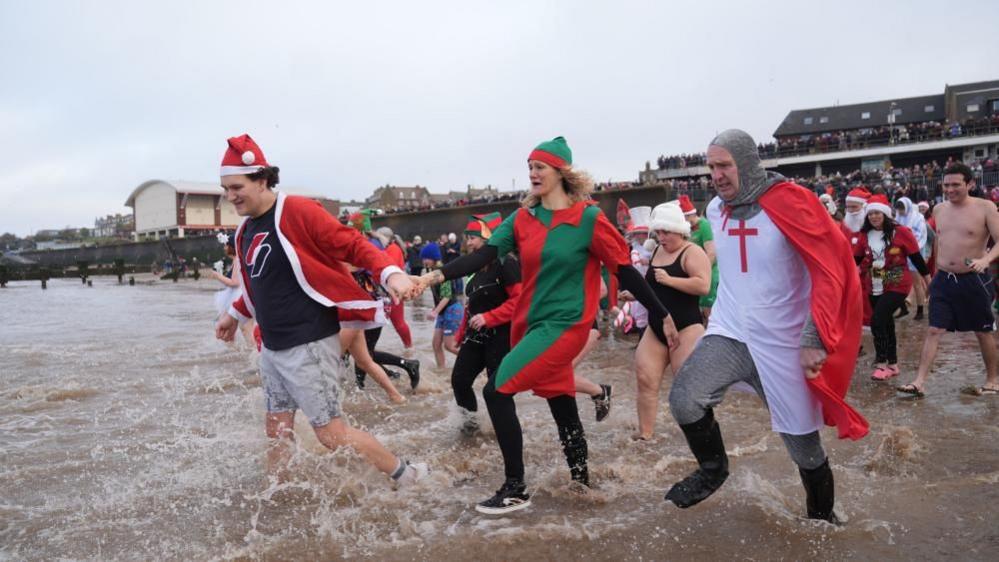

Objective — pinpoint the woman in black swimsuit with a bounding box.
[634,202,712,440]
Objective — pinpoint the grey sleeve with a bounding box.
[799,313,826,350]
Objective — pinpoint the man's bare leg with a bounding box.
[974,331,999,390]
[265,411,296,482]
[313,417,401,475]
[905,327,945,391]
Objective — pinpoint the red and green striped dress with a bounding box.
[488,201,631,398]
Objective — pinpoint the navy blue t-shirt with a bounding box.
[242,203,340,350]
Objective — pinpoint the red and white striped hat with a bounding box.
[220,134,268,176]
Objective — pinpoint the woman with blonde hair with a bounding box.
[633,202,711,440]
[417,136,675,514]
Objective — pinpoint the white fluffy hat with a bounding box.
[627,206,651,233]
[648,202,691,237]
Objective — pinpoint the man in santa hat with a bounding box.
[664,129,867,523]
[213,134,427,487]
[843,187,871,234]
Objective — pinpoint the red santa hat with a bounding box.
[865,194,893,217]
[678,194,696,216]
[845,186,872,205]
[221,134,269,176]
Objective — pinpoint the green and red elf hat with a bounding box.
[464,212,503,239]
[528,136,572,169]
[348,209,374,232]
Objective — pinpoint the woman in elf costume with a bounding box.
[418,137,676,514]
[449,212,522,435]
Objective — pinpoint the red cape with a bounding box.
[759,182,869,440]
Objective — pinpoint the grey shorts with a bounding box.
[259,334,345,427]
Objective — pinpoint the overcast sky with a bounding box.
[1,0,996,236]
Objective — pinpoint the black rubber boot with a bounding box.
[664,409,729,508]
[557,420,589,486]
[403,359,421,389]
[799,459,839,524]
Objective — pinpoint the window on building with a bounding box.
[891,108,903,116]
[819,116,829,124]
[861,111,871,120]
[924,105,935,112]
[803,117,813,125]
[967,103,980,112]
[991,99,999,113]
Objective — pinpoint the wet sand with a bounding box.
[1,278,997,561]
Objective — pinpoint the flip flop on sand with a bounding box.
[896,383,925,398]
[959,385,999,396]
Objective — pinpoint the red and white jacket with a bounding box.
[228,191,404,329]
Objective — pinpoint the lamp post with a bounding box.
[888,101,898,145]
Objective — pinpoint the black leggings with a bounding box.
[483,375,588,484]
[354,327,408,375]
[451,328,510,412]
[870,292,906,364]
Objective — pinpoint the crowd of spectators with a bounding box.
[378,190,524,216]
[371,153,997,219]
[654,114,999,170]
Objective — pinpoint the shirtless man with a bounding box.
[897,163,999,397]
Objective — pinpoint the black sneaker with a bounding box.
[404,359,420,389]
[895,304,909,319]
[592,384,612,422]
[475,480,531,515]
[914,306,924,321]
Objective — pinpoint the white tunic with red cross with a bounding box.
[703,196,824,435]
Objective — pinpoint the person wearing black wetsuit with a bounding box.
[449,213,522,435]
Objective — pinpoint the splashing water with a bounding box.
[1,277,998,560]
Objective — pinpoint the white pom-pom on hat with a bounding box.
[241,151,256,165]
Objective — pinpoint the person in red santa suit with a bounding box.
[664,129,868,523]
[842,187,872,236]
[842,186,873,326]
[853,195,931,381]
[214,134,427,487]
